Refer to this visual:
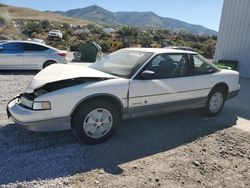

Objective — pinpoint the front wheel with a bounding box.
[72,100,120,144]
[205,88,226,116]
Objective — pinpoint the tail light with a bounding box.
[57,51,67,57]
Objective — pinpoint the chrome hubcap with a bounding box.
[209,92,223,113]
[83,108,113,139]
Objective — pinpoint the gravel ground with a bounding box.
[0,70,249,188]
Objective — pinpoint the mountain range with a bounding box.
[50,5,217,35]
[0,3,91,26]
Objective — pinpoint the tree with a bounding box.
[86,24,97,30]
[153,35,160,42]
[140,35,152,47]
[200,39,216,58]
[117,27,140,46]
[117,27,139,37]
[41,20,50,30]
[24,21,43,36]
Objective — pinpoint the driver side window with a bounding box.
[2,43,24,53]
[143,53,189,79]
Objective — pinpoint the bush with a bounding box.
[24,21,43,36]
[62,32,68,41]
[78,32,88,40]
[63,23,70,30]
[41,20,50,30]
[31,32,37,38]
[0,16,6,26]
[98,40,110,53]
[140,36,151,47]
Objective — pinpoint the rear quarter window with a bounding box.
[23,43,49,52]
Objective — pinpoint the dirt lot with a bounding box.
[0,71,249,188]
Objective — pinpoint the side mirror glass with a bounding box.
[0,46,3,50]
[141,70,155,80]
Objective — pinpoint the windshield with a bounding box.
[90,49,153,78]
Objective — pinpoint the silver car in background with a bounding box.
[0,41,67,70]
[48,30,63,39]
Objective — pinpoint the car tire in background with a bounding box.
[205,88,226,116]
[72,99,120,144]
[43,60,56,69]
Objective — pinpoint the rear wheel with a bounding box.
[72,100,120,144]
[43,61,56,69]
[205,88,226,116]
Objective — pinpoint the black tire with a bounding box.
[72,100,120,144]
[205,88,226,116]
[43,61,56,69]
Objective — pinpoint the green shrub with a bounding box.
[78,32,88,40]
[63,32,69,41]
[0,16,6,26]
[24,21,43,36]
[41,20,50,30]
[62,23,70,30]
[98,40,110,53]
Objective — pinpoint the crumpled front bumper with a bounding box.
[6,95,71,132]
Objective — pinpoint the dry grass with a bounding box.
[0,5,93,26]
[0,24,25,40]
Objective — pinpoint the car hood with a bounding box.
[26,64,117,93]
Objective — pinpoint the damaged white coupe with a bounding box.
[7,48,240,144]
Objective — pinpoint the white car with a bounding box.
[48,30,63,39]
[7,48,240,144]
[0,41,67,70]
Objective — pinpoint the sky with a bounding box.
[0,0,224,31]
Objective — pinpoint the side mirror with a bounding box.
[0,46,3,50]
[141,70,155,80]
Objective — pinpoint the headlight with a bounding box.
[33,101,51,110]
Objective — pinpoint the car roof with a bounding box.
[122,47,198,54]
[0,40,60,51]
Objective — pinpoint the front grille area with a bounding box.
[22,93,36,100]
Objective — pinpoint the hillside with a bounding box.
[0,4,217,58]
[51,5,217,35]
[0,4,92,26]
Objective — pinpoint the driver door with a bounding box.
[128,53,194,117]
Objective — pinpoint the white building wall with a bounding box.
[215,0,250,77]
